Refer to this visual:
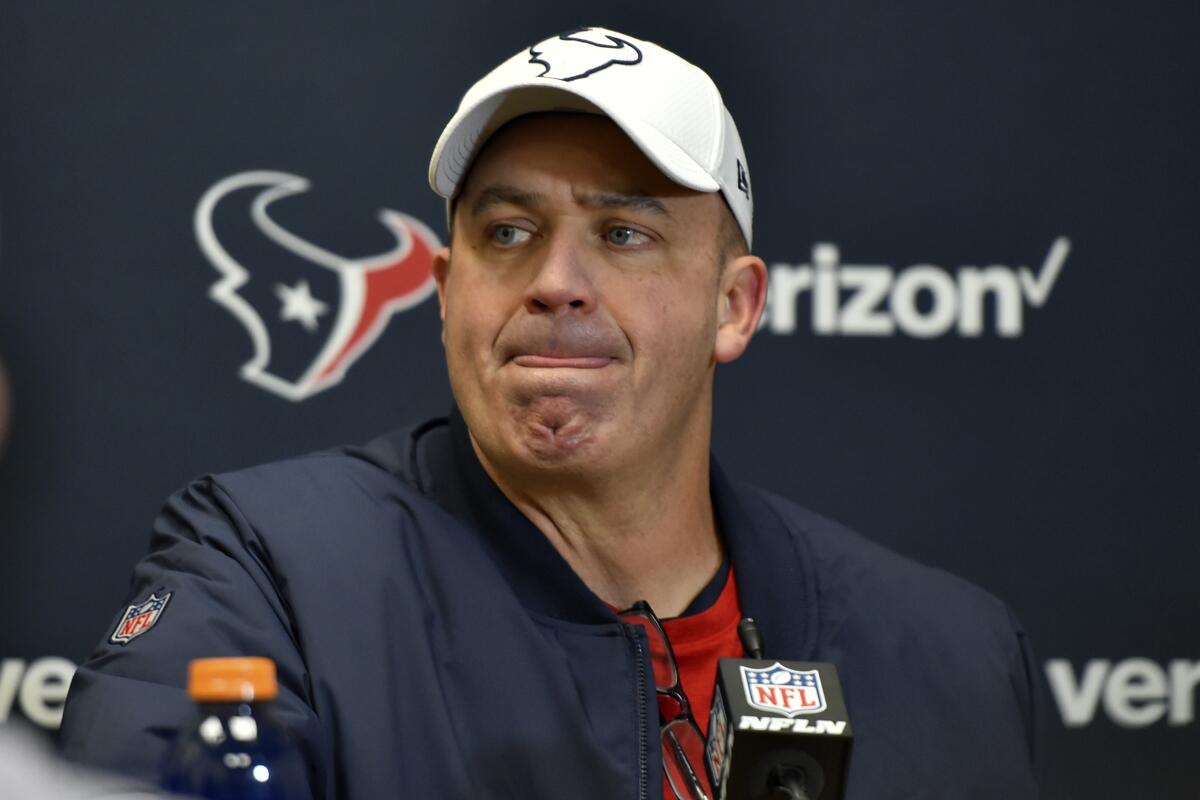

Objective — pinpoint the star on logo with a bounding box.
[275,280,329,332]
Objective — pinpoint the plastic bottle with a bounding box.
[162,657,308,799]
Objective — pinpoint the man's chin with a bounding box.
[483,393,625,471]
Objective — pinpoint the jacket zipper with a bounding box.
[627,624,651,800]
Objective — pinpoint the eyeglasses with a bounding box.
[619,601,714,800]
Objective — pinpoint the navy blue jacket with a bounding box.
[60,412,1043,798]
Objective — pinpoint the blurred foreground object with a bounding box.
[162,658,307,799]
[0,723,167,799]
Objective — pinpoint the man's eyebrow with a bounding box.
[464,186,672,218]
[576,191,671,216]
[467,185,543,217]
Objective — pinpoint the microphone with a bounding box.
[704,619,853,800]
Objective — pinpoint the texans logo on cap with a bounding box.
[528,28,643,82]
[195,171,439,402]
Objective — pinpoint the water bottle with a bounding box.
[163,657,308,799]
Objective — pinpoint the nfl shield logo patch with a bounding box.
[110,591,172,645]
[740,662,827,717]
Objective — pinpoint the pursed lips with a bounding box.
[511,354,614,369]
[497,318,627,370]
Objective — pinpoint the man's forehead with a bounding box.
[455,113,705,214]
[466,184,672,218]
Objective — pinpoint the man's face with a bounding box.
[433,114,760,481]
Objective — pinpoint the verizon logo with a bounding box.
[763,237,1069,338]
[1047,658,1200,728]
[0,657,76,729]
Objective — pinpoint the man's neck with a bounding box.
[470,432,723,618]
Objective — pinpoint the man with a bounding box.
[61,28,1042,798]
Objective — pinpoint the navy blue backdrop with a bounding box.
[1,2,1197,797]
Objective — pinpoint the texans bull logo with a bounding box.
[528,28,643,82]
[195,171,439,401]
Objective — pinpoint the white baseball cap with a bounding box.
[428,27,754,248]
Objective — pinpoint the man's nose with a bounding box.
[523,234,597,315]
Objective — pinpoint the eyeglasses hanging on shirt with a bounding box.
[619,600,714,800]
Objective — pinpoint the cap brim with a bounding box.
[429,81,720,198]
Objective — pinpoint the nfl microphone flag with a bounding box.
[706,660,853,799]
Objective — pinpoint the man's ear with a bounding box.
[432,245,451,324]
[714,254,768,363]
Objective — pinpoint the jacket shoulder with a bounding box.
[749,485,1013,630]
[742,486,1043,789]
[194,422,445,537]
[213,424,428,501]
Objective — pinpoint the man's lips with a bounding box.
[511,355,614,369]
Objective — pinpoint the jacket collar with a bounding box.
[714,466,820,660]
[413,408,816,655]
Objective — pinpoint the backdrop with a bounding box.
[1,2,1196,797]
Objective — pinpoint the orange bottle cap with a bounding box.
[188,657,278,702]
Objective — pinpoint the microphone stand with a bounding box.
[740,619,817,800]
[767,764,813,800]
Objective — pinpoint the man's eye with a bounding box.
[491,225,531,246]
[606,227,649,246]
